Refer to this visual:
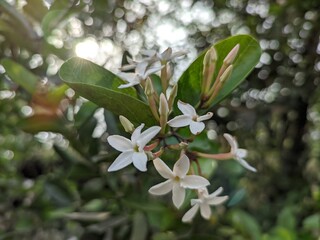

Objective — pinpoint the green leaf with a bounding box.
[59,57,156,126]
[41,3,85,38]
[177,35,261,109]
[277,207,297,231]
[23,0,48,22]
[229,209,261,239]
[0,1,38,40]
[19,115,66,133]
[1,58,38,94]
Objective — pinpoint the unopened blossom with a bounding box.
[117,62,162,89]
[223,133,257,172]
[182,187,228,223]
[149,154,210,208]
[107,124,161,172]
[167,100,213,134]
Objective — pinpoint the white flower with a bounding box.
[107,124,161,172]
[141,47,187,63]
[118,62,162,89]
[182,187,228,223]
[148,154,210,208]
[223,133,257,172]
[167,100,213,135]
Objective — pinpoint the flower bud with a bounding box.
[144,78,155,96]
[168,84,178,111]
[202,47,217,94]
[219,65,233,83]
[159,93,169,133]
[159,93,169,116]
[223,44,239,65]
[119,115,134,133]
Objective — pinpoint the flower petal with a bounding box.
[107,135,133,152]
[177,100,196,117]
[172,182,185,208]
[237,158,257,172]
[132,152,148,172]
[136,61,148,76]
[223,133,238,151]
[118,81,139,89]
[200,203,211,219]
[144,65,163,78]
[137,126,161,150]
[208,187,223,198]
[167,115,192,128]
[173,154,190,178]
[153,158,174,179]
[181,175,210,189]
[236,149,248,158]
[148,179,173,195]
[197,112,213,122]
[207,195,229,205]
[182,204,199,223]
[131,124,145,143]
[189,121,205,135]
[108,151,133,172]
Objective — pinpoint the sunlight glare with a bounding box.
[75,37,99,61]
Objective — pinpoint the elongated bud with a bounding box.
[159,93,169,116]
[159,93,169,133]
[219,65,233,83]
[145,78,155,96]
[203,65,234,108]
[119,115,134,133]
[168,84,178,111]
[223,44,240,65]
[202,47,218,94]
[145,78,159,121]
[166,64,173,81]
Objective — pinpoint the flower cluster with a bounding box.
[106,46,257,222]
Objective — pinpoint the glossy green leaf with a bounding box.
[177,35,261,109]
[1,58,38,94]
[59,57,156,126]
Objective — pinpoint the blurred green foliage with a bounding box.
[0,0,319,239]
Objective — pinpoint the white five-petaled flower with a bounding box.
[182,187,228,223]
[223,133,257,172]
[148,154,210,208]
[167,100,213,135]
[107,124,161,172]
[117,62,162,89]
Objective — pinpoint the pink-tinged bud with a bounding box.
[223,44,240,65]
[144,140,160,151]
[153,147,164,158]
[219,65,233,83]
[119,115,134,133]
